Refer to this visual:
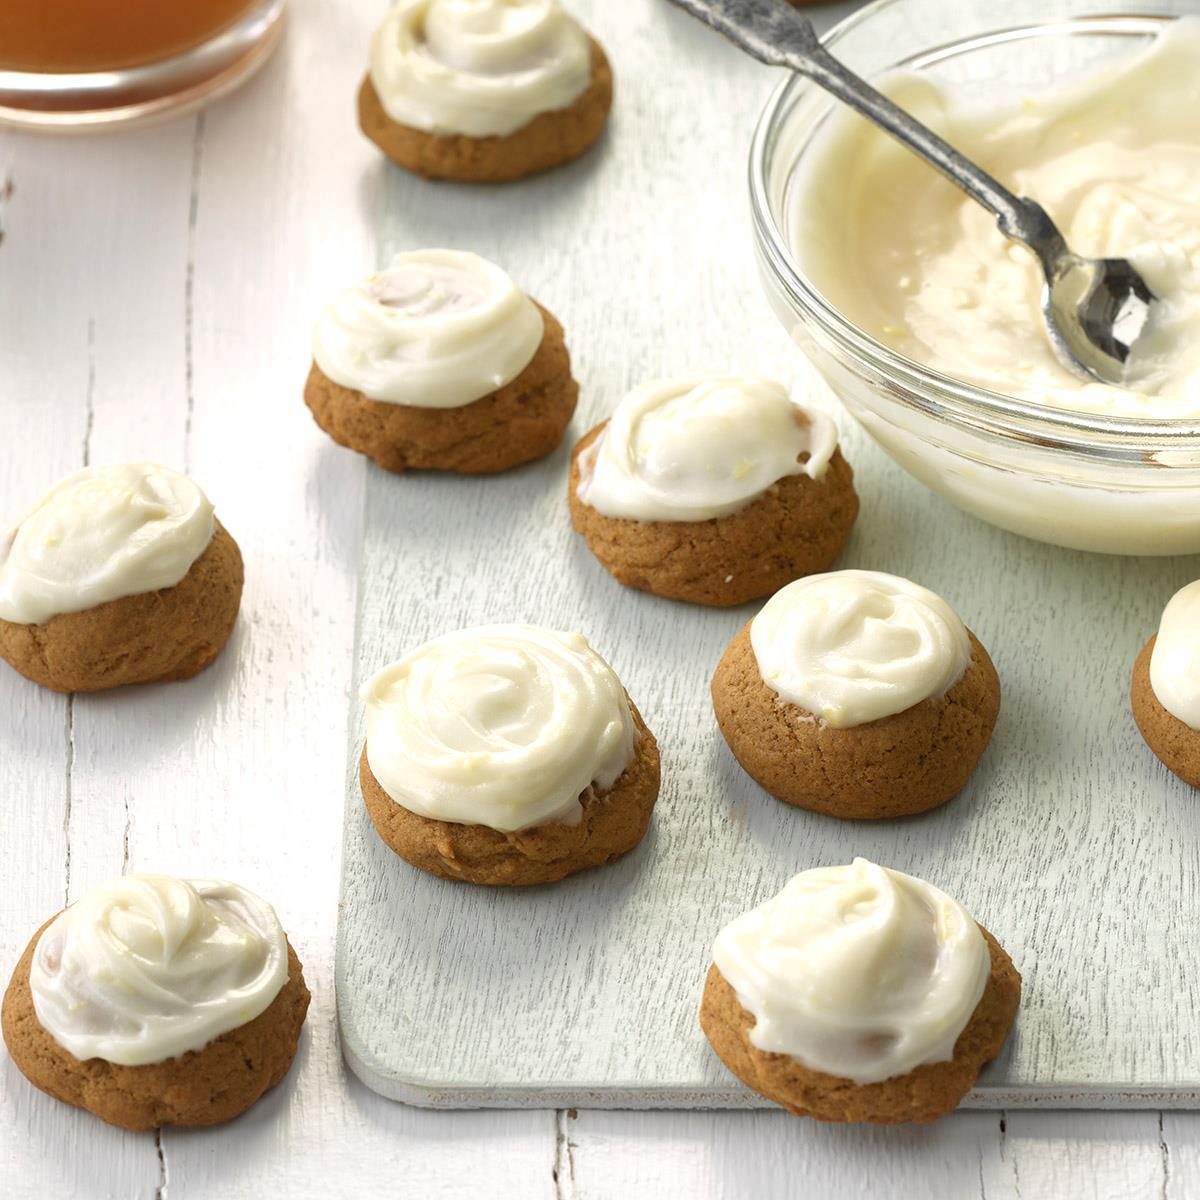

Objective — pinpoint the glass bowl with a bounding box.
[750,0,1200,555]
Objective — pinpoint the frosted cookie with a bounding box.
[568,376,858,606]
[711,570,1000,819]
[360,624,660,885]
[0,464,243,693]
[1132,581,1200,785]
[2,875,310,1131]
[359,0,613,183]
[700,859,1020,1124]
[305,249,578,473]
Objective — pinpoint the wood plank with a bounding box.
[0,123,168,1199]
[1000,1113,1167,1200]
[564,1110,1004,1199]
[60,116,196,907]
[566,1111,1173,1200]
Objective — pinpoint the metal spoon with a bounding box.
[669,0,1156,386]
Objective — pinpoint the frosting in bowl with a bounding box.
[312,249,544,409]
[369,0,592,138]
[0,463,215,626]
[363,624,636,832]
[750,569,971,728]
[1150,579,1200,730]
[790,18,1200,417]
[712,859,990,1085]
[575,376,838,522]
[30,875,288,1067]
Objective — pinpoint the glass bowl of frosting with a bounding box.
[750,0,1200,555]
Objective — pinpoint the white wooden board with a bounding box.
[329,0,1200,1109]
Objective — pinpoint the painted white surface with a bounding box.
[1,0,1199,1196]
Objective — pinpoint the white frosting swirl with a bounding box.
[369,0,592,138]
[363,624,636,832]
[576,377,839,522]
[712,859,990,1085]
[0,464,215,626]
[312,249,545,409]
[1150,580,1200,729]
[750,570,972,728]
[30,875,289,1068]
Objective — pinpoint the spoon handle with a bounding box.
[668,0,1068,271]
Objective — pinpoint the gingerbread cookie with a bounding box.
[1132,581,1200,786]
[700,859,1020,1124]
[569,376,858,606]
[306,249,578,473]
[3,875,309,1131]
[712,570,1000,819]
[360,1,612,183]
[360,624,660,885]
[0,464,243,693]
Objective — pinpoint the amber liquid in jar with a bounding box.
[0,0,259,73]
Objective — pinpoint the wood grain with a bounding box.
[562,1110,1174,1200]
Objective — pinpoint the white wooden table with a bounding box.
[1,1,1198,1195]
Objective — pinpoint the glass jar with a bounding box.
[0,0,286,130]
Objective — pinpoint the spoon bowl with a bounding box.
[1044,255,1157,385]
